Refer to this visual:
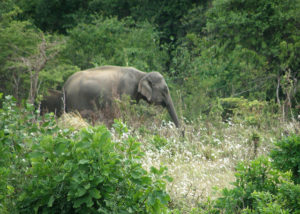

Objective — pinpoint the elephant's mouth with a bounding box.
[152,100,166,107]
[160,101,167,107]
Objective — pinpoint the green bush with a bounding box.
[0,95,171,213]
[215,156,292,213]
[151,135,168,150]
[271,135,300,184]
[191,155,300,213]
[241,182,300,214]
[0,95,59,213]
[242,191,290,214]
[18,122,171,213]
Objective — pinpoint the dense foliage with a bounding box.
[0,0,299,119]
[0,95,171,213]
[271,135,300,184]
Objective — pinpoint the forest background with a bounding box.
[1,0,299,120]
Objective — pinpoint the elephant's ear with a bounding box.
[138,76,152,102]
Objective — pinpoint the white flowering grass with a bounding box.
[122,119,299,211]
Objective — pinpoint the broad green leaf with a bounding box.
[47,195,55,207]
[89,188,101,199]
[78,159,89,165]
[76,187,87,197]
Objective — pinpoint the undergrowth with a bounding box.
[1,94,299,213]
[0,95,171,214]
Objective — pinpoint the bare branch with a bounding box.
[7,33,63,104]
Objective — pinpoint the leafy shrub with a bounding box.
[0,95,59,213]
[151,135,168,150]
[215,156,291,213]
[242,191,290,214]
[18,121,171,213]
[0,95,171,213]
[271,135,300,184]
[276,182,300,212]
[241,182,300,214]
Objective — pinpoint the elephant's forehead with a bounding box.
[149,72,165,83]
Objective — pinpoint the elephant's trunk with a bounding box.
[166,95,180,128]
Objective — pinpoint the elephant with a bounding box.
[40,89,63,116]
[63,66,180,127]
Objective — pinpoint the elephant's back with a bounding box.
[63,66,145,111]
[84,66,144,76]
[65,66,145,89]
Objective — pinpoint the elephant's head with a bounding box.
[138,72,180,127]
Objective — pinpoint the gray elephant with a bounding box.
[63,66,180,127]
[40,89,63,116]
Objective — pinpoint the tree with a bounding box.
[16,34,63,104]
[206,0,300,114]
[0,5,66,103]
[63,17,168,72]
[168,0,300,119]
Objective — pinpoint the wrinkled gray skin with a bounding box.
[64,66,180,127]
[40,89,63,116]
